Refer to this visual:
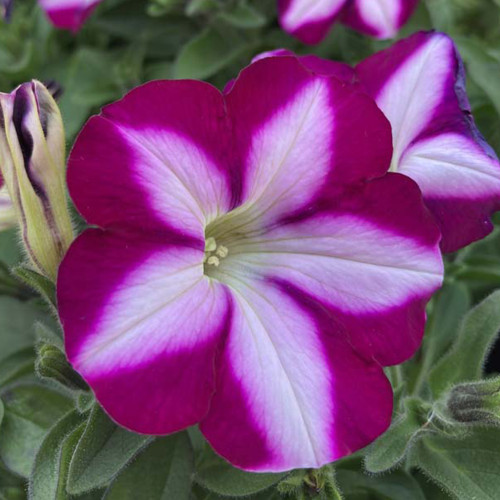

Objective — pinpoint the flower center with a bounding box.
[203,237,229,269]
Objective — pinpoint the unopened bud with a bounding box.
[36,343,88,391]
[447,378,500,426]
[0,80,74,280]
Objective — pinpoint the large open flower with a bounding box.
[58,57,443,472]
[38,0,102,31]
[278,0,419,45]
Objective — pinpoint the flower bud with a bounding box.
[0,80,74,280]
[446,378,500,426]
[36,343,88,391]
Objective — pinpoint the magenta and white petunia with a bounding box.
[357,32,500,252]
[38,0,102,31]
[58,57,443,472]
[278,0,419,44]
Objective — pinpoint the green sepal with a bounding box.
[12,265,57,310]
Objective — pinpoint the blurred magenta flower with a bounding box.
[256,32,500,252]
[38,0,103,31]
[278,0,419,44]
[58,57,442,472]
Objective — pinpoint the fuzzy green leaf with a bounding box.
[104,433,193,499]
[0,383,72,477]
[66,405,152,495]
[429,291,500,397]
[410,427,500,499]
[29,411,85,500]
[364,398,430,474]
[195,448,287,497]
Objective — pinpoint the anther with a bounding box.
[216,245,228,258]
[207,256,220,267]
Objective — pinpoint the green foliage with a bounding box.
[429,291,500,397]
[195,447,287,497]
[66,405,152,494]
[104,434,194,499]
[0,383,72,477]
[410,427,500,499]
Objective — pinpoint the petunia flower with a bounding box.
[257,33,500,252]
[278,0,419,45]
[38,0,103,32]
[356,32,500,252]
[58,57,443,472]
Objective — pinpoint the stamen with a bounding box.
[207,256,220,267]
[204,238,228,269]
[216,245,228,258]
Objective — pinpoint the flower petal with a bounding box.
[252,49,358,83]
[200,280,392,472]
[342,0,419,39]
[224,57,391,229]
[278,0,348,44]
[213,174,442,365]
[57,229,230,434]
[357,32,500,251]
[400,134,500,252]
[68,81,233,240]
[38,0,103,31]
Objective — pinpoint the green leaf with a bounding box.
[410,283,471,395]
[364,398,431,474]
[174,24,250,79]
[29,411,85,500]
[456,37,500,115]
[336,468,426,500]
[429,291,500,398]
[0,348,35,388]
[66,405,152,495]
[104,433,193,499]
[195,448,287,497]
[0,383,72,477]
[218,2,266,29]
[410,427,500,499]
[12,266,56,309]
[0,297,48,364]
[0,230,22,267]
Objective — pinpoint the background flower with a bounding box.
[278,0,419,44]
[38,0,103,31]
[58,57,442,472]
